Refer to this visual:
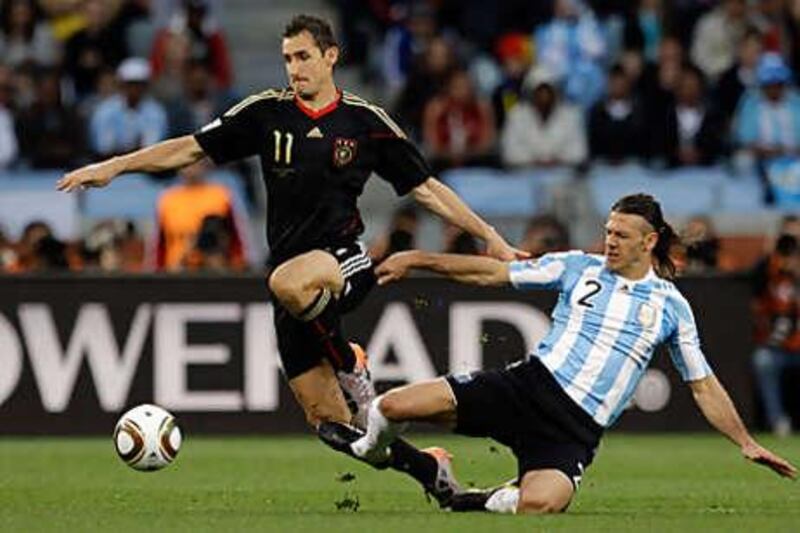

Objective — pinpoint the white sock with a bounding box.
[351,397,398,462]
[485,487,519,514]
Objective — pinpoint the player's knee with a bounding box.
[516,492,567,514]
[378,391,410,421]
[269,257,343,310]
[268,266,301,302]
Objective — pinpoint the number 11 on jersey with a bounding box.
[273,130,294,165]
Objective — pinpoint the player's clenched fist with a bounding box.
[56,161,119,192]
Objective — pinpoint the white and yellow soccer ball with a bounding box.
[113,404,182,471]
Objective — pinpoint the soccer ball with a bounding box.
[113,404,182,471]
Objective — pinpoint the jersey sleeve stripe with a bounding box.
[341,94,407,139]
[224,89,293,117]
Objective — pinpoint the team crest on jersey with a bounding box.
[637,302,656,328]
[333,137,357,167]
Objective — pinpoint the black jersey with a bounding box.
[194,88,431,265]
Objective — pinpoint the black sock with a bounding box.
[388,438,438,488]
[299,289,356,372]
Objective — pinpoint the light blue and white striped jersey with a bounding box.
[509,251,713,427]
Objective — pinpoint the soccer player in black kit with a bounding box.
[57,15,525,505]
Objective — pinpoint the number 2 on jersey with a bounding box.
[273,130,294,165]
[577,280,602,308]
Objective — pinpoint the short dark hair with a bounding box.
[611,193,680,279]
[283,14,338,51]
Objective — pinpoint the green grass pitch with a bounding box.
[1,433,798,532]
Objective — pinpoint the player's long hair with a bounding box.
[611,193,679,279]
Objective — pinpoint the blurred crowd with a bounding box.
[0,0,250,274]
[2,0,800,279]
[331,0,800,174]
[0,0,236,170]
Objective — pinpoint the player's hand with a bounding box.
[56,161,118,192]
[742,441,797,479]
[375,251,418,285]
[486,235,529,261]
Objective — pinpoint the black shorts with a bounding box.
[445,357,603,488]
[271,241,376,379]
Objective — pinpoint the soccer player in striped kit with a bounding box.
[320,193,797,514]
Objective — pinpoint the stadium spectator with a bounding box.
[329,0,389,69]
[519,214,571,257]
[0,226,20,272]
[77,66,116,120]
[671,0,723,45]
[81,219,145,272]
[639,36,685,141]
[535,0,607,108]
[715,29,763,123]
[63,0,128,99]
[380,2,437,92]
[394,35,458,139]
[149,24,190,101]
[16,67,86,169]
[152,159,246,271]
[15,220,70,272]
[588,64,647,164]
[89,57,167,158]
[734,52,800,160]
[680,215,720,273]
[37,0,87,42]
[653,65,725,167]
[436,0,546,52]
[182,214,240,271]
[0,63,18,168]
[0,0,58,68]
[422,69,496,173]
[621,0,665,63]
[490,32,534,128]
[751,232,800,436]
[368,204,419,262]
[113,0,153,58]
[165,59,237,137]
[500,64,587,168]
[618,46,647,94]
[750,0,793,57]
[690,0,749,82]
[150,0,233,90]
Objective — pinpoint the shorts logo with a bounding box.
[333,137,357,167]
[451,372,475,385]
[572,461,585,489]
[637,302,656,328]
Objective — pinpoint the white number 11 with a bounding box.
[273,130,294,164]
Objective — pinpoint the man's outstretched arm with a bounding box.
[689,375,797,479]
[57,135,206,192]
[375,250,510,287]
[411,177,527,261]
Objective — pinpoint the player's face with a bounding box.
[282,31,338,100]
[604,212,658,276]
